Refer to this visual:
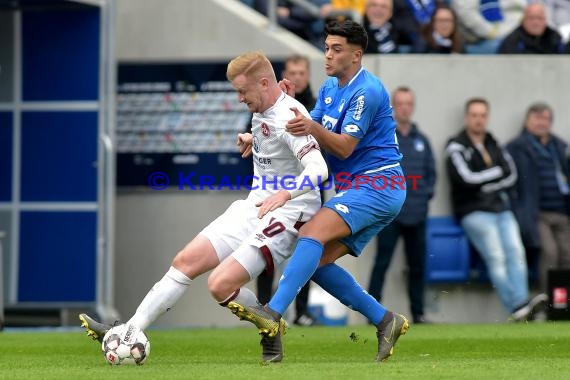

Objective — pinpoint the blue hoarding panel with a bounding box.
[21,111,98,202]
[18,211,97,302]
[0,112,13,201]
[22,9,100,101]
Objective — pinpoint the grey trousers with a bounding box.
[538,211,570,290]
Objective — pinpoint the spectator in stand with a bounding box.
[391,0,437,47]
[445,97,548,321]
[363,0,400,53]
[451,0,526,53]
[252,0,334,48]
[367,86,436,324]
[544,0,570,43]
[506,102,570,291]
[412,4,465,53]
[497,2,565,54]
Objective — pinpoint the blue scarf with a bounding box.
[480,0,503,22]
[405,0,436,25]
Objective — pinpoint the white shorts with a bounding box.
[200,198,319,278]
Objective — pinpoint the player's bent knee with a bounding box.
[207,272,231,301]
[297,219,319,237]
[171,246,218,279]
[171,251,190,272]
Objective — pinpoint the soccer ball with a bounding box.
[101,323,151,365]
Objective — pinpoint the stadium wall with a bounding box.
[113,0,570,327]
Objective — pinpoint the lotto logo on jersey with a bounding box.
[261,123,270,137]
[353,95,365,120]
[344,124,360,133]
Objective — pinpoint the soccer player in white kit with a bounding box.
[79,51,328,363]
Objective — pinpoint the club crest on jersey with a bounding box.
[261,123,270,137]
[253,136,260,153]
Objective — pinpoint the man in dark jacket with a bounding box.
[363,0,399,54]
[446,97,547,321]
[497,3,565,54]
[506,102,570,291]
[368,86,436,324]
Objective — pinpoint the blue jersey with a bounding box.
[310,67,401,177]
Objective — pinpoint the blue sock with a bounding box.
[313,263,387,325]
[268,237,323,315]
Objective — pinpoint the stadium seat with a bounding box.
[425,216,471,283]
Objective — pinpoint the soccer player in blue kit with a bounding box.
[228,20,409,363]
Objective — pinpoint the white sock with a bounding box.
[127,266,192,330]
[231,287,260,308]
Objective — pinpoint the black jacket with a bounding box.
[446,130,517,220]
[506,130,570,250]
[295,84,316,111]
[497,25,565,54]
[395,124,436,225]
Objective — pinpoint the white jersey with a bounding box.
[200,92,323,277]
[248,92,322,210]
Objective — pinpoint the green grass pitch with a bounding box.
[1,322,569,380]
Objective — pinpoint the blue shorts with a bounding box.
[323,166,406,256]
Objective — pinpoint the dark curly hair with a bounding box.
[325,19,368,51]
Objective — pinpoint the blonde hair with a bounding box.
[226,51,276,82]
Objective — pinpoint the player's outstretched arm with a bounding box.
[255,148,328,218]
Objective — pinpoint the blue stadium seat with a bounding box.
[425,216,471,283]
[426,216,538,285]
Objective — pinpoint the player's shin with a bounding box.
[268,237,323,315]
[313,263,386,325]
[127,266,192,330]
